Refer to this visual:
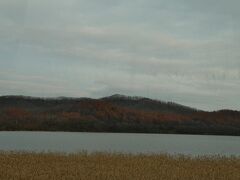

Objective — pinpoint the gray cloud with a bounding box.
[0,0,240,110]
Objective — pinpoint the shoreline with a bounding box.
[1,130,239,137]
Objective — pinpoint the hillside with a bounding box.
[102,94,198,114]
[0,95,239,135]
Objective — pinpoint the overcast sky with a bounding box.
[0,0,240,111]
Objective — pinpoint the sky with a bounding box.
[0,0,240,111]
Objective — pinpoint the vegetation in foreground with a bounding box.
[0,152,239,180]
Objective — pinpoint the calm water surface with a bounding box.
[0,131,239,156]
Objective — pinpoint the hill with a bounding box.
[0,95,239,135]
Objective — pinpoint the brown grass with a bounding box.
[0,152,239,180]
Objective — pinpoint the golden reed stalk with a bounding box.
[0,151,239,180]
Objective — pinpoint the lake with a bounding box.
[0,131,239,156]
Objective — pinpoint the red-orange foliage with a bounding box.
[0,99,239,134]
[61,112,81,120]
[71,100,191,123]
[4,107,30,119]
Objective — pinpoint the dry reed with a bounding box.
[0,151,239,180]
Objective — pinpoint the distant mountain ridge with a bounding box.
[0,94,238,113]
[103,94,147,100]
[0,94,239,135]
[102,94,199,114]
[0,94,199,113]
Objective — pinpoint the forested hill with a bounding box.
[0,95,239,136]
[102,94,198,114]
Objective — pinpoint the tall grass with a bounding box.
[0,151,239,180]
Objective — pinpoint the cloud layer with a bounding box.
[0,0,240,110]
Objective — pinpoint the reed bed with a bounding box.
[0,151,239,180]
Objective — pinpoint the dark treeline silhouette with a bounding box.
[0,95,239,135]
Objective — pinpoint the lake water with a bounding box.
[0,131,239,156]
